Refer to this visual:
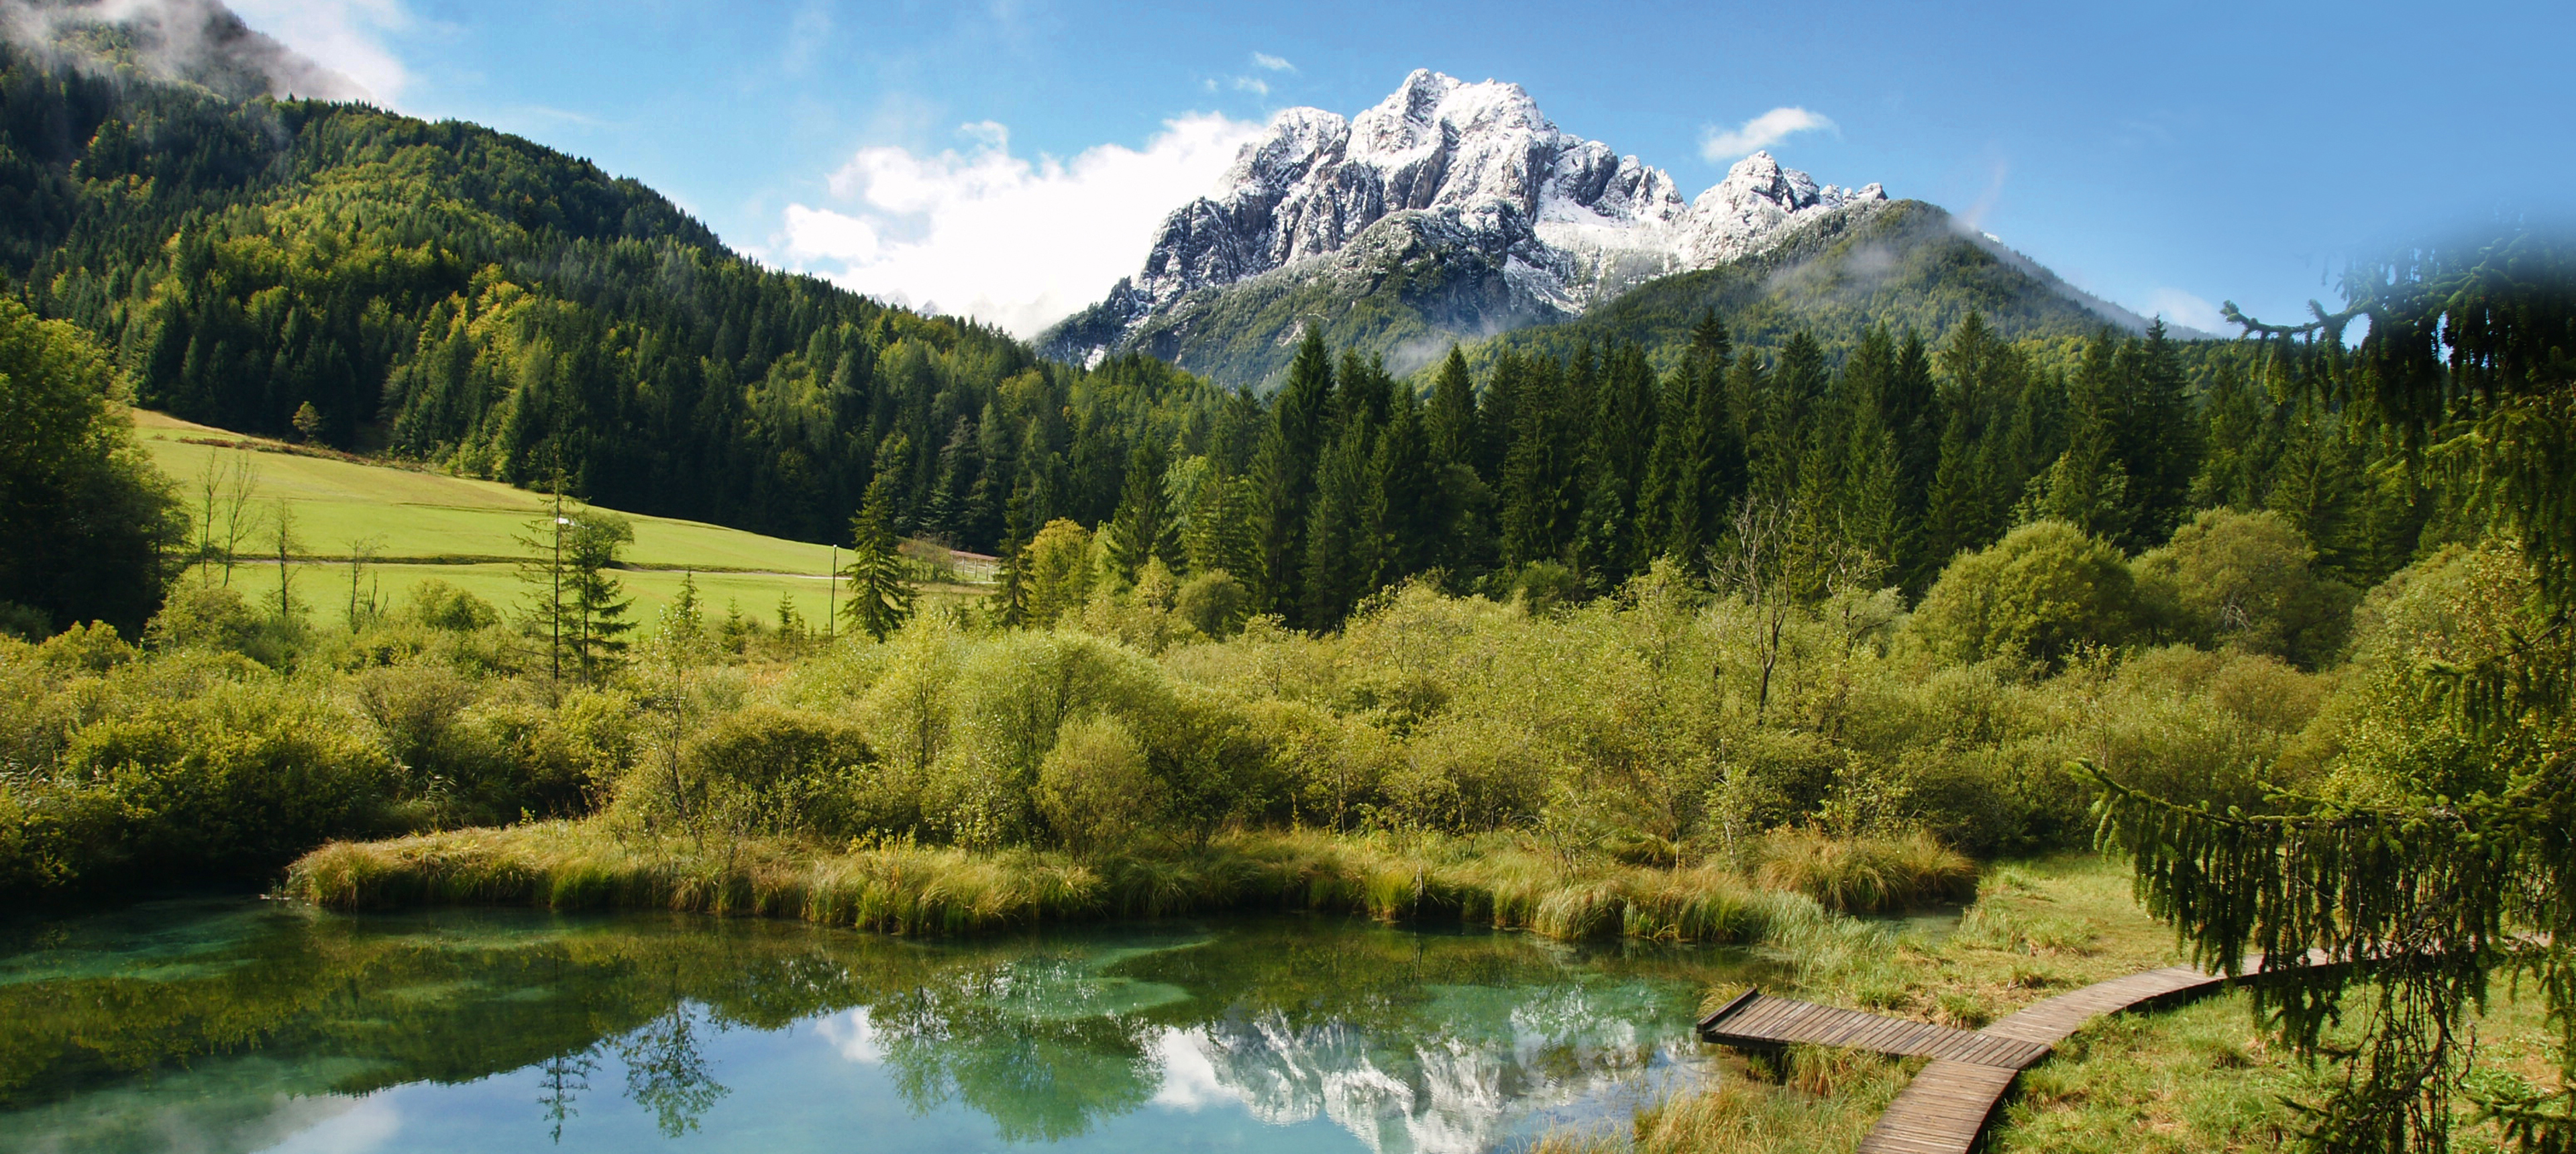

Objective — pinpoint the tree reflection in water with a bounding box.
[0,903,1758,1153]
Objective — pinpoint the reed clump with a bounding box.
[1747,829,1978,913]
[284,823,1839,943]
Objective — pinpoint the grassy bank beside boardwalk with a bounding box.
[282,823,1976,943]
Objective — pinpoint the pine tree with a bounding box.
[1499,355,1582,569]
[1372,389,1444,584]
[562,511,635,682]
[1426,346,1479,470]
[1105,439,1176,584]
[841,474,914,641]
[1255,331,1335,619]
[1301,421,1377,628]
[1576,344,1658,588]
[990,485,1032,628]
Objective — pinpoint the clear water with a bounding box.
[0,900,1764,1154]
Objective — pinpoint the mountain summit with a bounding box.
[1042,70,1886,380]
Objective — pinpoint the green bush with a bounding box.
[617,706,881,841]
[146,584,264,655]
[1912,520,2136,669]
[0,600,48,641]
[0,679,398,893]
[2132,509,2356,668]
[407,579,500,632]
[1175,569,1250,639]
[1033,715,1162,854]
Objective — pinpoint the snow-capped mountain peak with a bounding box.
[1049,70,1887,371]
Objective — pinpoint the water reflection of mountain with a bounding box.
[0,904,1741,1153]
[1159,988,1699,1154]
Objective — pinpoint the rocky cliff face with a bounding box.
[1043,69,1885,373]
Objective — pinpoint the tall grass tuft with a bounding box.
[1749,829,1977,912]
[285,824,1893,943]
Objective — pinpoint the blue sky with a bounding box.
[235,0,2570,338]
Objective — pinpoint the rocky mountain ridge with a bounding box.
[1043,69,1887,374]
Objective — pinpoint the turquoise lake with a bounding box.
[0,900,1763,1153]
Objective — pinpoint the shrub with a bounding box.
[1175,569,1249,639]
[146,584,263,654]
[1912,520,2136,669]
[1507,561,1585,615]
[1,680,399,894]
[619,706,881,840]
[0,600,48,641]
[1033,715,1162,854]
[2132,509,2356,667]
[1022,519,1096,626]
[407,579,500,631]
[36,620,134,674]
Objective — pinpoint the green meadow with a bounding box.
[131,410,982,628]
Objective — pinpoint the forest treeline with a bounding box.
[0,38,1214,555]
[1053,311,2442,640]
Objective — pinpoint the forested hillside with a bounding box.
[1479,201,2169,373]
[0,30,2453,643]
[0,36,1216,553]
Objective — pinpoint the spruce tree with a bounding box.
[1658,311,1745,569]
[1256,331,1335,620]
[562,511,635,683]
[1183,468,1264,586]
[1499,355,1582,569]
[2024,336,2133,540]
[1426,345,1479,471]
[991,486,1032,628]
[1301,421,1377,628]
[1373,388,1445,583]
[1479,350,1527,484]
[2115,320,2200,546]
[1105,439,1177,583]
[1576,344,1658,588]
[841,474,914,641]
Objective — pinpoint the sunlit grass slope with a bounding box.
[131,410,974,626]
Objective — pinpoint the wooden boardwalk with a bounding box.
[1696,953,2326,1154]
[1697,990,2051,1069]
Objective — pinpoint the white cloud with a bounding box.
[228,0,413,105]
[1250,52,1293,72]
[1150,1029,1248,1110]
[1232,76,1268,97]
[782,111,1264,337]
[1699,106,1835,161]
[817,1008,884,1064]
[2147,287,2226,333]
[260,1096,402,1154]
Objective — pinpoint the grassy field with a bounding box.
[133,410,987,629]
